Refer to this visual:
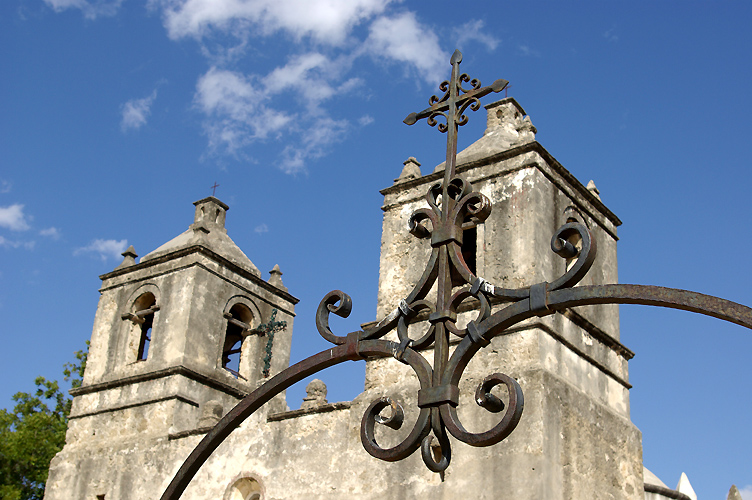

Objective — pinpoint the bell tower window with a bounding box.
[137,310,154,361]
[225,475,263,500]
[122,292,159,362]
[461,225,477,275]
[222,304,253,378]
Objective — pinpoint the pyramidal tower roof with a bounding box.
[140,196,260,276]
[433,97,537,172]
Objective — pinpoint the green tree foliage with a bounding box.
[0,342,88,500]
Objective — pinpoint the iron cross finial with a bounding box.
[404,49,508,182]
[211,182,220,196]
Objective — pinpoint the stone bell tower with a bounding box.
[46,196,297,498]
[366,97,642,499]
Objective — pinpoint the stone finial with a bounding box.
[394,157,422,184]
[197,400,224,428]
[115,245,138,270]
[676,473,698,500]
[727,485,743,500]
[484,97,536,142]
[301,379,327,409]
[191,196,229,234]
[268,264,288,292]
[586,180,601,201]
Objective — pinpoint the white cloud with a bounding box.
[453,20,500,51]
[517,44,541,57]
[265,52,361,106]
[358,115,374,126]
[43,0,124,19]
[279,116,348,173]
[739,485,752,500]
[365,12,448,84]
[603,27,619,43]
[195,67,293,154]
[194,55,359,170]
[0,236,35,250]
[0,180,11,194]
[74,238,128,261]
[153,0,392,45]
[121,90,158,132]
[40,227,61,239]
[0,204,31,231]
[254,223,268,234]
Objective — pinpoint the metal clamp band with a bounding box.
[467,322,490,346]
[394,337,413,364]
[418,384,460,408]
[529,282,550,316]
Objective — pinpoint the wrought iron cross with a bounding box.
[404,49,507,183]
[211,182,219,196]
[254,309,287,378]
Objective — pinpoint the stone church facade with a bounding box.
[44,98,708,500]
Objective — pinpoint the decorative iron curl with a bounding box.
[446,175,471,201]
[458,73,481,93]
[315,290,354,345]
[440,373,524,447]
[397,299,436,350]
[426,111,448,132]
[449,190,492,229]
[548,221,596,291]
[360,343,434,463]
[445,286,491,338]
[474,221,596,305]
[456,96,482,127]
[420,422,451,472]
[426,182,443,211]
[408,209,436,240]
[430,80,450,105]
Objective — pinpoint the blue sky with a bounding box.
[1,1,751,498]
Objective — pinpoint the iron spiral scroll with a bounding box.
[160,51,752,499]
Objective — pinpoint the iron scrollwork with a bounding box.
[161,51,752,499]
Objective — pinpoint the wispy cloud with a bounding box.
[43,0,124,20]
[40,227,61,240]
[603,27,619,43]
[517,44,541,58]
[279,116,349,173]
[121,90,158,132]
[74,238,128,261]
[194,67,293,156]
[254,223,268,234]
[453,20,500,51]
[265,52,361,108]
[0,180,11,194]
[194,54,361,171]
[358,115,374,126]
[0,204,31,231]
[365,11,448,84]
[0,236,35,250]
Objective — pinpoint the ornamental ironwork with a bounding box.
[161,50,752,499]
